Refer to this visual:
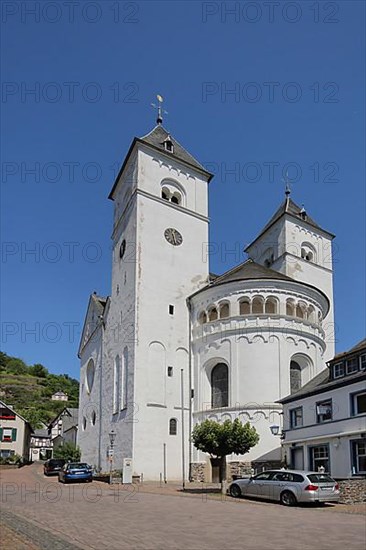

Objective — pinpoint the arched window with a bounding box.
[219,302,230,319]
[239,298,250,315]
[301,242,316,263]
[82,417,87,430]
[286,299,295,316]
[198,311,207,325]
[86,359,95,394]
[252,296,264,315]
[296,303,305,319]
[307,305,315,323]
[113,355,121,413]
[122,347,128,410]
[161,188,170,201]
[171,192,181,205]
[318,311,323,323]
[290,361,302,394]
[208,307,218,322]
[169,418,177,435]
[265,297,278,314]
[211,363,229,408]
[91,411,96,426]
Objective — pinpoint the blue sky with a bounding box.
[1,1,365,379]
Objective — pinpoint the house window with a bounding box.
[0,408,16,420]
[1,428,16,442]
[333,362,344,378]
[316,400,332,423]
[169,418,177,435]
[169,305,174,315]
[289,407,303,428]
[351,391,366,416]
[351,440,366,475]
[309,445,330,473]
[346,357,359,374]
[360,354,366,370]
[211,363,229,408]
[167,366,173,377]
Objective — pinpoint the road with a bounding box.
[1,463,365,550]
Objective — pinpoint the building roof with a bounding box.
[33,428,49,438]
[49,407,79,430]
[330,338,366,362]
[245,197,335,251]
[280,338,366,404]
[208,259,295,287]
[140,125,210,174]
[0,400,34,431]
[52,391,68,397]
[109,125,213,199]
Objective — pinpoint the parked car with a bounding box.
[228,470,340,506]
[44,459,66,476]
[58,462,93,483]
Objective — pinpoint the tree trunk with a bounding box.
[219,456,227,495]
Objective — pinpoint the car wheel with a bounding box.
[280,491,297,506]
[229,484,242,498]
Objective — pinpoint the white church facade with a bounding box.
[77,120,336,482]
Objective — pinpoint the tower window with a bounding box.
[164,139,174,153]
[169,418,177,435]
[162,189,169,200]
[167,366,173,377]
[169,305,174,315]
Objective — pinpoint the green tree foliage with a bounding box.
[53,443,81,462]
[192,419,260,492]
[0,351,79,427]
[28,363,48,378]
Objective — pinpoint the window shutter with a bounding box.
[12,428,17,441]
[0,428,3,441]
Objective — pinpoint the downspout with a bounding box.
[187,297,193,481]
[98,316,104,472]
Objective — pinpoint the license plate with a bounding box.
[321,487,332,491]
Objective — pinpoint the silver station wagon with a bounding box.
[229,469,340,506]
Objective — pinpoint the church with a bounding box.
[77,113,336,482]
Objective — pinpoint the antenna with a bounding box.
[151,94,168,125]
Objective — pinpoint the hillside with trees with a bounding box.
[0,351,79,428]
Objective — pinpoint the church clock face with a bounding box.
[164,228,183,246]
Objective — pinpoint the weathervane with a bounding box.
[151,94,168,125]
[282,171,292,198]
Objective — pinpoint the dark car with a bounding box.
[58,462,93,483]
[44,458,66,476]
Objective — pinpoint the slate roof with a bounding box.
[331,338,366,361]
[109,125,213,199]
[208,259,295,287]
[245,197,335,251]
[140,125,210,174]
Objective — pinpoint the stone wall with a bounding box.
[338,479,366,504]
[190,462,205,482]
[251,460,283,473]
[228,461,253,480]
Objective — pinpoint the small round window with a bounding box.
[86,359,95,394]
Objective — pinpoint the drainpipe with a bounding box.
[98,316,104,472]
[187,298,193,481]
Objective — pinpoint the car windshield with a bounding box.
[49,460,64,465]
[308,474,335,483]
[68,463,89,469]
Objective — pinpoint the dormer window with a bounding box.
[163,136,174,153]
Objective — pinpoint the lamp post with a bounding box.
[109,429,116,484]
[269,425,286,467]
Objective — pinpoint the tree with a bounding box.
[29,363,48,378]
[192,418,259,493]
[53,442,81,462]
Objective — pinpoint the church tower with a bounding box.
[244,193,335,361]
[104,118,213,479]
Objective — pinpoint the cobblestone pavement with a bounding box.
[1,464,365,550]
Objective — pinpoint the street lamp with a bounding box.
[270,424,280,436]
[109,429,116,484]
